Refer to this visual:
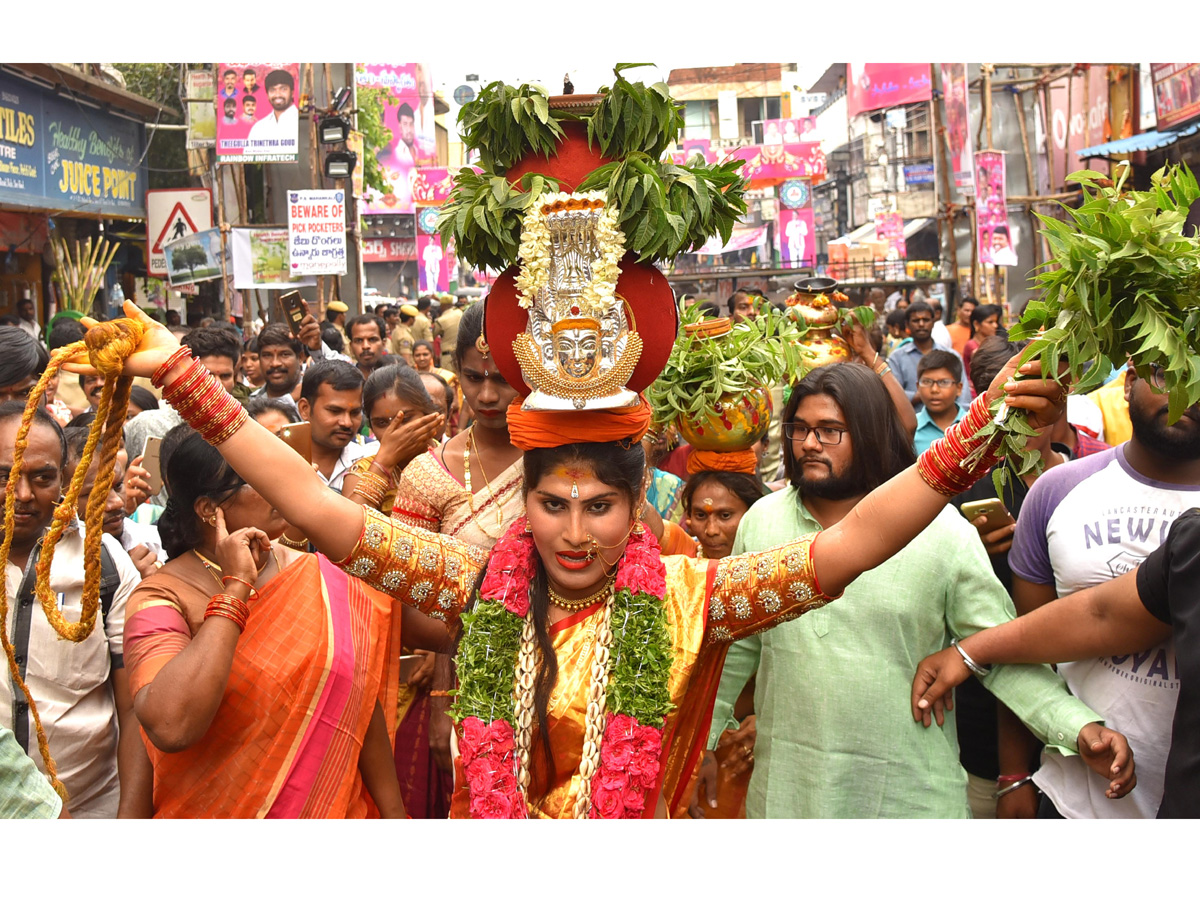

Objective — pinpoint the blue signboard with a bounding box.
[903,162,936,185]
[0,72,147,217]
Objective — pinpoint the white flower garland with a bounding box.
[514,190,624,311]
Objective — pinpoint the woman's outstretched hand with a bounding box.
[61,300,182,380]
[985,356,1071,432]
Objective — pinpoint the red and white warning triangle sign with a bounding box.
[146,188,213,278]
[152,203,201,255]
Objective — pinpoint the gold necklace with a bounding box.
[463,428,505,538]
[547,576,615,612]
[192,547,281,592]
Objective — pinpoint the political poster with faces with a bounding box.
[974,150,1018,266]
[215,63,300,163]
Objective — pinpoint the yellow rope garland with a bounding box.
[0,316,145,800]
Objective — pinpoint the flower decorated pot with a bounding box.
[786,277,852,369]
[677,386,771,452]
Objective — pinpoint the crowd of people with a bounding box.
[0,277,1192,820]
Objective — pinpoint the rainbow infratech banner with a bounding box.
[355,64,437,214]
[215,64,300,164]
[940,63,974,193]
[974,151,1017,266]
[723,142,826,185]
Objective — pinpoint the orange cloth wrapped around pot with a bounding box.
[506,397,652,451]
[686,448,759,475]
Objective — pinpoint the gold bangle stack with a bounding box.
[351,470,392,509]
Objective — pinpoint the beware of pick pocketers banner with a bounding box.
[288,190,347,276]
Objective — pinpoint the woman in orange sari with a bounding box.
[121,427,445,818]
[72,304,1128,818]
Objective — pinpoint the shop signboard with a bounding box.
[361,237,416,262]
[0,72,147,216]
[355,63,437,215]
[903,162,935,185]
[1151,64,1200,130]
[215,63,301,164]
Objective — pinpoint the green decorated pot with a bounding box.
[677,386,771,452]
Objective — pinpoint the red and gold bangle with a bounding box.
[152,346,195,388]
[220,575,260,602]
[162,357,250,446]
[204,592,250,632]
[917,393,1003,496]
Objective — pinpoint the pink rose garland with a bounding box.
[459,716,527,819]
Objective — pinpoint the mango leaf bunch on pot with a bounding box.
[982,161,1200,492]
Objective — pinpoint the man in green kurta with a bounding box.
[709,363,1109,818]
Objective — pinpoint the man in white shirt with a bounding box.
[16,298,40,341]
[0,404,150,818]
[246,69,298,151]
[298,359,370,492]
[1009,364,1200,817]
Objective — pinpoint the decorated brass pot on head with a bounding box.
[676,386,771,452]
[786,276,852,369]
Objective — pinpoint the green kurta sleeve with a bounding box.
[708,634,762,751]
[944,523,1099,756]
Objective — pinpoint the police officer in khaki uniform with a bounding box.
[389,304,419,365]
[411,296,434,344]
[432,295,463,374]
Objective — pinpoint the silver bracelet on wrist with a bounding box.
[951,637,991,677]
[993,775,1035,799]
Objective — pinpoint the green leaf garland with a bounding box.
[449,599,523,724]
[605,588,675,724]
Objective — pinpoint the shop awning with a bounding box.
[830,217,935,244]
[1078,121,1200,158]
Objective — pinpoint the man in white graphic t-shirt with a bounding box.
[1009,362,1200,818]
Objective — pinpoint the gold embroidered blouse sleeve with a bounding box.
[704,533,835,643]
[332,505,486,628]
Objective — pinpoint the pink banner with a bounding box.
[417,233,453,292]
[847,64,932,118]
[216,63,300,163]
[411,167,456,206]
[940,63,975,193]
[875,211,907,259]
[974,151,1017,267]
[355,64,437,214]
[724,142,826,184]
[776,207,814,267]
[759,117,816,143]
[691,224,769,256]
